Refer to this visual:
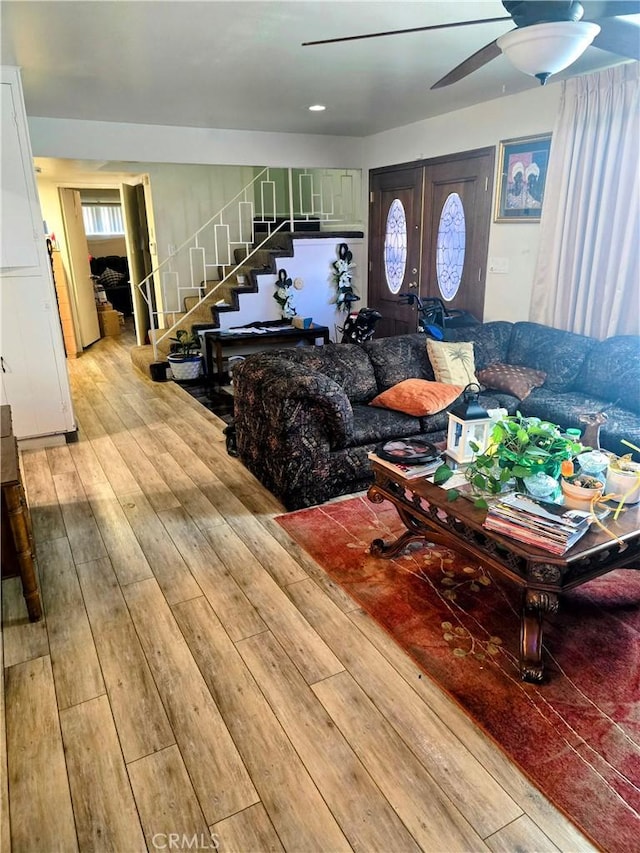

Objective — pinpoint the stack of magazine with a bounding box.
[483,492,609,555]
[368,451,442,480]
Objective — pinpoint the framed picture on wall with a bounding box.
[494,134,552,222]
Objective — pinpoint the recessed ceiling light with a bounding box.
[308,104,326,112]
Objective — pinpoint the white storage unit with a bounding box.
[0,66,76,441]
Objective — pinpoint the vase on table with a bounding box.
[523,471,560,500]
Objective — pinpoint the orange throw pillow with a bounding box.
[370,379,463,417]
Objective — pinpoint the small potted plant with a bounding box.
[435,413,585,507]
[561,472,605,509]
[167,329,203,381]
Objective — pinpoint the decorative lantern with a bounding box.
[446,383,493,465]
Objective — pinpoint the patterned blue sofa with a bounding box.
[233,321,640,510]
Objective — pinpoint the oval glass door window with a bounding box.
[436,192,466,301]
[384,198,407,294]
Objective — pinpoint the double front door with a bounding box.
[368,148,494,338]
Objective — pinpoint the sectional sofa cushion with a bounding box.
[363,333,435,391]
[274,343,378,404]
[506,322,595,391]
[446,321,514,370]
[518,388,640,458]
[350,405,421,445]
[574,335,640,415]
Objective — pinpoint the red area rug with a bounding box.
[277,495,640,853]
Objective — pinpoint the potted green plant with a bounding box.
[167,329,203,381]
[435,413,585,507]
[561,472,605,509]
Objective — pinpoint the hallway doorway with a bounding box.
[35,159,155,359]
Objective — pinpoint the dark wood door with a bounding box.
[420,148,494,323]
[368,165,423,338]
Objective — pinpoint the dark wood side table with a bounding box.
[1,405,42,621]
[203,321,331,393]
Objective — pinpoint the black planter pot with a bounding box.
[150,361,169,381]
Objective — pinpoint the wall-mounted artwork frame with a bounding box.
[494,134,552,222]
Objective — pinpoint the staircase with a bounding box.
[184,233,296,335]
[129,167,360,375]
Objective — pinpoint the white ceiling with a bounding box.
[1,0,636,138]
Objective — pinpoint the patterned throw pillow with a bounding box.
[476,363,547,400]
[426,339,476,386]
[370,379,463,417]
[98,267,126,287]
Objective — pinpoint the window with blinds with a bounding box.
[82,204,124,236]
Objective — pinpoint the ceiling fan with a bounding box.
[303,1,640,88]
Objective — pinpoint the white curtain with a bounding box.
[529,63,640,338]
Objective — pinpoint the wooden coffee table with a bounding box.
[368,460,640,682]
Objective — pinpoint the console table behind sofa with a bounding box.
[204,321,330,391]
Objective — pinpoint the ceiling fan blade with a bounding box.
[431,39,503,89]
[592,16,640,59]
[302,16,510,47]
[581,1,640,19]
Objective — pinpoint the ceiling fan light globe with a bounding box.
[497,21,600,82]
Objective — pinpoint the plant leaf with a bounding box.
[433,464,454,484]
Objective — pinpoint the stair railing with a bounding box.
[135,166,359,360]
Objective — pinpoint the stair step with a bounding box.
[234,247,275,267]
[130,345,159,377]
[159,232,296,343]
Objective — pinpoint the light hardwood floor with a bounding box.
[1,328,597,853]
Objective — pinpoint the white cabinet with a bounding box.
[0,66,76,441]
[0,80,39,268]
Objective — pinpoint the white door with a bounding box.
[59,187,100,347]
